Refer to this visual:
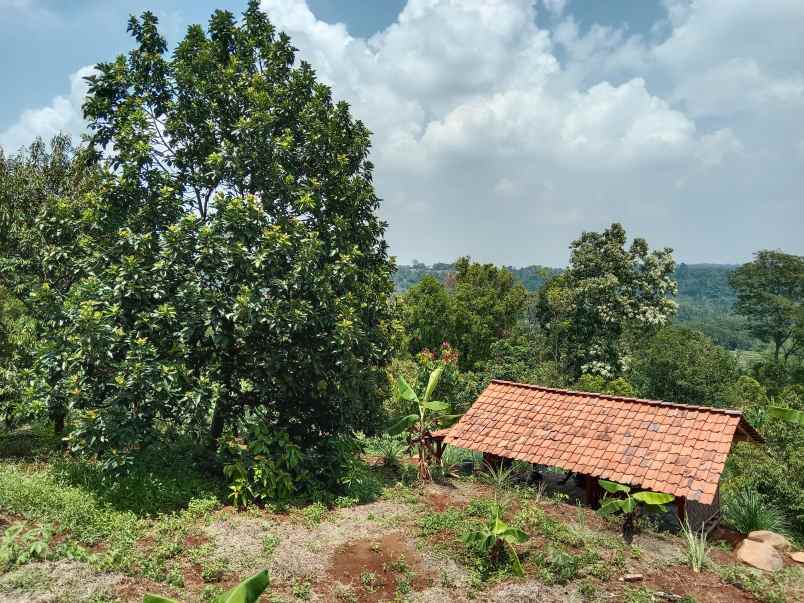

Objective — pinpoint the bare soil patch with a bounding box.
[323,532,434,602]
[641,563,756,603]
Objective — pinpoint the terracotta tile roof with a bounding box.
[444,380,761,504]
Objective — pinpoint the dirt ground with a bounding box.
[1,478,802,603]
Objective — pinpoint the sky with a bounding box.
[1,1,802,267]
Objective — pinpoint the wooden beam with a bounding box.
[675,496,687,524]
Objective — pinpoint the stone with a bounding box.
[791,551,804,564]
[747,530,793,552]
[622,574,643,582]
[736,539,784,572]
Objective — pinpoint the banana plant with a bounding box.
[462,511,529,576]
[597,480,674,543]
[389,366,461,480]
[144,570,269,603]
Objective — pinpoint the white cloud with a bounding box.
[0,65,94,154]
[3,1,802,264]
[261,0,791,264]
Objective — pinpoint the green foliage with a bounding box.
[574,374,636,397]
[722,488,790,535]
[730,250,804,364]
[418,509,465,536]
[390,366,461,480]
[21,2,393,464]
[461,512,529,577]
[630,326,739,406]
[0,523,52,570]
[144,569,269,603]
[680,520,709,573]
[223,422,306,508]
[0,462,142,546]
[401,258,527,369]
[597,480,674,543]
[534,223,677,378]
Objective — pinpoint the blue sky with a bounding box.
[1,1,802,266]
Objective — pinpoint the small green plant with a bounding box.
[291,578,312,600]
[722,488,789,535]
[462,511,529,576]
[360,569,380,591]
[291,501,328,527]
[0,522,52,569]
[144,569,269,603]
[597,480,674,543]
[262,534,280,556]
[680,519,708,573]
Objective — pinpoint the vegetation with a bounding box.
[1,1,803,601]
[390,366,460,480]
[597,480,675,543]
[461,511,529,576]
[144,570,269,602]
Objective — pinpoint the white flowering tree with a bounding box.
[534,223,677,379]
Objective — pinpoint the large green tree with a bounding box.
[401,257,527,369]
[629,326,738,406]
[729,250,804,364]
[25,3,394,462]
[0,136,102,433]
[534,223,677,378]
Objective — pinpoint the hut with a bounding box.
[433,380,761,531]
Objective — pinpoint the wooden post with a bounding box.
[584,475,601,508]
[676,496,687,524]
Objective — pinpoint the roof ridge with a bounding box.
[489,379,744,416]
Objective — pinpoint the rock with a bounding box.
[747,530,793,552]
[736,539,784,572]
[791,551,804,564]
[622,574,643,582]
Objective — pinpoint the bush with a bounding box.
[722,488,789,535]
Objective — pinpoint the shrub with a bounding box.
[722,488,789,535]
[222,424,307,508]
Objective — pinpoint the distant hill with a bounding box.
[393,261,757,350]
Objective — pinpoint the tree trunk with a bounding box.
[52,407,66,437]
[208,400,227,452]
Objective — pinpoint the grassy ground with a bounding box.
[0,435,802,602]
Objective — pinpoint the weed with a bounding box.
[465,497,502,519]
[0,522,52,569]
[291,501,328,527]
[292,578,312,600]
[515,504,582,547]
[715,564,795,603]
[0,463,142,546]
[418,509,465,536]
[623,587,657,603]
[201,557,226,583]
[395,574,413,596]
[360,569,380,591]
[262,533,280,556]
[334,495,359,508]
[332,582,358,602]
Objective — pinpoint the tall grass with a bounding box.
[680,520,709,572]
[723,489,789,535]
